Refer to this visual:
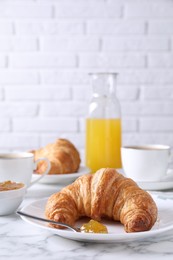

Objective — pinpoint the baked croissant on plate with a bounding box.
[31,138,81,175]
[45,168,158,233]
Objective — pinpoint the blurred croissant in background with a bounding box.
[31,138,81,175]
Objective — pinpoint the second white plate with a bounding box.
[118,168,173,191]
[32,166,91,185]
[136,169,173,191]
[137,179,173,191]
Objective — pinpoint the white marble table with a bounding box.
[1,183,173,260]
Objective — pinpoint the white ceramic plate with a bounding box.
[19,194,173,243]
[118,168,173,191]
[32,166,91,185]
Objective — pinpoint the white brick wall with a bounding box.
[0,37,38,51]
[0,0,173,161]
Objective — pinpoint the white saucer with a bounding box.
[32,166,91,185]
[118,168,173,191]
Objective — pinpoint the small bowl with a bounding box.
[0,184,26,215]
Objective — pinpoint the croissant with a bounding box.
[45,168,158,233]
[31,138,81,175]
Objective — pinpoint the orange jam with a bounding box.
[80,219,108,234]
[0,181,24,191]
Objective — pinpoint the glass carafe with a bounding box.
[85,73,122,173]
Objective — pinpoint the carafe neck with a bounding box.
[90,73,117,98]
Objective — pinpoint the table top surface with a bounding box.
[1,181,173,260]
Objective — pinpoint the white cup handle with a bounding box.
[166,150,173,177]
[29,158,51,187]
[169,151,173,165]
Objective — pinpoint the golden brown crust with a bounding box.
[45,168,158,232]
[31,138,81,175]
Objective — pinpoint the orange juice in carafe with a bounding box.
[86,118,122,173]
[85,73,122,173]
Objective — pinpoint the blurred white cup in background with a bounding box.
[0,152,50,187]
[121,145,172,182]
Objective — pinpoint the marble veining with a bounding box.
[1,184,173,259]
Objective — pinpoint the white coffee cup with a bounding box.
[0,152,50,187]
[121,145,172,182]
